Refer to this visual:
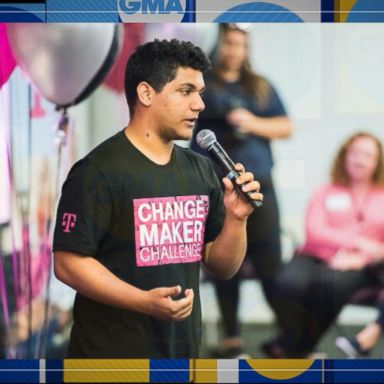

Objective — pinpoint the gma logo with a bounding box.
[119,0,184,14]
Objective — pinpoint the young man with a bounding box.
[53,39,262,358]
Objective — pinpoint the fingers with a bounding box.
[247,191,264,202]
[175,305,193,321]
[236,172,253,185]
[241,180,263,202]
[148,286,195,321]
[234,163,245,174]
[159,285,181,298]
[222,163,263,203]
[234,164,262,197]
[172,306,193,321]
[222,163,247,191]
[169,288,194,321]
[241,182,260,194]
[222,177,234,192]
[173,288,194,308]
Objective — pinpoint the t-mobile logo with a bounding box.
[62,213,77,233]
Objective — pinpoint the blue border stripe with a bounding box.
[150,359,190,383]
[46,360,63,384]
[0,360,39,383]
[326,360,384,383]
[321,0,334,22]
[0,4,44,21]
[213,2,303,23]
[181,0,195,22]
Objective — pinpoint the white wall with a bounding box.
[247,24,384,241]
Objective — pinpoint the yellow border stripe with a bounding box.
[63,359,149,383]
[247,359,314,381]
[190,359,217,383]
[335,0,357,22]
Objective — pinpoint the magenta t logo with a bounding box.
[62,213,77,233]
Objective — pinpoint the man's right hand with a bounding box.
[54,251,195,321]
[144,285,194,321]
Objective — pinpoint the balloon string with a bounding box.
[37,164,56,358]
[38,109,68,357]
[2,78,20,358]
[37,221,52,358]
[21,84,33,357]
[6,84,20,311]
[11,83,34,357]
[0,247,10,329]
[0,86,11,330]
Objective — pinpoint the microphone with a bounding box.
[196,129,262,208]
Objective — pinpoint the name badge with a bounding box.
[325,193,352,211]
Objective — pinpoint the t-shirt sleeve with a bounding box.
[263,82,287,117]
[53,160,112,256]
[204,161,225,244]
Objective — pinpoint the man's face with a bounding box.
[151,67,205,141]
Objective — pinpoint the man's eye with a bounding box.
[180,89,191,95]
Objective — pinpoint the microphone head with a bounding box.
[196,129,216,150]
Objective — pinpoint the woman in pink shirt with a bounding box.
[264,131,384,358]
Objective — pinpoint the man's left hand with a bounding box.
[222,163,263,221]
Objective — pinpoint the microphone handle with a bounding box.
[208,142,263,209]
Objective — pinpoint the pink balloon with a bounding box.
[0,23,16,88]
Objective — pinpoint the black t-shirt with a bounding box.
[53,130,225,358]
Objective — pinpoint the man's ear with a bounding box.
[136,82,155,107]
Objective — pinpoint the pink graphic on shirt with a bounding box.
[134,195,209,267]
[62,213,77,233]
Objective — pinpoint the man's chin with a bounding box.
[161,126,194,142]
[174,130,193,142]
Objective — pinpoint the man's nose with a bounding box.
[191,94,205,112]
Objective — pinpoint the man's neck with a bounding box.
[124,121,174,166]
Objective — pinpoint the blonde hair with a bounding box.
[331,131,384,186]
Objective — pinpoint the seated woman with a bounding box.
[264,131,384,358]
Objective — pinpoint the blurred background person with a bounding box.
[268,132,384,358]
[336,288,384,358]
[191,23,292,358]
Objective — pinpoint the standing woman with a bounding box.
[191,23,292,357]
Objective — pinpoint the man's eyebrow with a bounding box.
[178,83,205,92]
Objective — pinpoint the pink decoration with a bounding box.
[0,24,16,88]
[30,91,46,119]
[103,24,144,93]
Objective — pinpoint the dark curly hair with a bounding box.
[125,39,210,116]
